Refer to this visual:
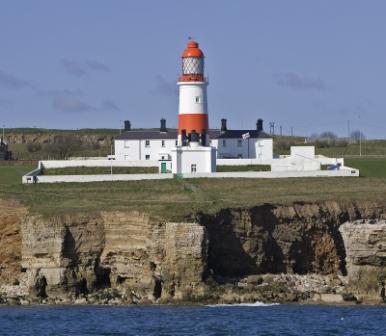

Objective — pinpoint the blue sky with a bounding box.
[0,1,385,138]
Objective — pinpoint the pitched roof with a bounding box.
[115,129,271,140]
[216,130,271,139]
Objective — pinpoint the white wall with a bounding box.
[180,169,359,179]
[290,146,315,157]
[217,158,273,166]
[115,137,273,162]
[178,82,208,115]
[23,173,174,184]
[271,156,320,172]
[23,168,359,184]
[211,138,273,159]
[114,139,177,161]
[40,159,158,169]
[171,145,216,174]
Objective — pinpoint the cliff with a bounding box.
[1,200,386,305]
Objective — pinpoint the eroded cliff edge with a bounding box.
[1,200,386,305]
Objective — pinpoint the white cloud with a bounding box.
[274,72,327,91]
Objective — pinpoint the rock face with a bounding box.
[1,200,386,304]
[340,220,386,302]
[0,200,26,286]
[15,211,208,304]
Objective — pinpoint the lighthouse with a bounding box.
[171,40,216,174]
[177,40,208,146]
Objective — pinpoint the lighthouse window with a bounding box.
[237,139,242,147]
[145,140,150,147]
[182,57,204,75]
[161,140,165,147]
[145,155,150,160]
[191,164,197,173]
[222,140,226,147]
[195,96,201,103]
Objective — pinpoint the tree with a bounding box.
[43,135,82,159]
[319,131,337,140]
[26,142,42,153]
[350,130,366,141]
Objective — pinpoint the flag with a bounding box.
[242,132,250,139]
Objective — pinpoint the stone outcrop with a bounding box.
[0,200,26,286]
[5,133,112,147]
[9,211,207,304]
[340,220,386,302]
[1,200,386,305]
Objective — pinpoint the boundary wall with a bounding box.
[23,167,359,184]
[39,160,158,169]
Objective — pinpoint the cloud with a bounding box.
[101,100,119,111]
[39,89,83,97]
[61,59,110,77]
[61,59,88,77]
[273,72,327,91]
[0,69,33,89]
[43,89,94,113]
[151,75,178,97]
[85,60,110,72]
[52,96,96,113]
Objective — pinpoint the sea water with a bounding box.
[0,303,385,336]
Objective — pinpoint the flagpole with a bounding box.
[248,138,249,159]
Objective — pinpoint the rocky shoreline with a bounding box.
[1,200,386,306]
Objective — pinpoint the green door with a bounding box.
[161,162,167,173]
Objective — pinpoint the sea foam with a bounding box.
[206,301,279,307]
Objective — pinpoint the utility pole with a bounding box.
[279,125,282,136]
[269,122,275,135]
[358,115,362,157]
[2,124,4,139]
[347,120,351,139]
[291,127,293,137]
[359,130,362,157]
[110,144,113,174]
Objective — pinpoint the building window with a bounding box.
[145,140,150,147]
[175,140,178,146]
[237,139,242,147]
[161,140,165,147]
[195,96,201,103]
[191,164,197,173]
[222,139,226,147]
[145,155,150,160]
[238,154,243,158]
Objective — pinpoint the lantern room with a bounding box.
[179,40,205,82]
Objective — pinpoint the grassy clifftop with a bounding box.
[1,158,386,220]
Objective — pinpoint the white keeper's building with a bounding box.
[114,118,273,166]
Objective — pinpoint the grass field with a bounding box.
[9,143,112,160]
[1,158,386,220]
[317,140,386,157]
[5,127,386,162]
[345,158,386,178]
[216,165,270,172]
[42,166,158,175]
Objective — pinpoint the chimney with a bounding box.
[124,120,131,131]
[256,119,263,132]
[160,118,167,132]
[221,118,227,132]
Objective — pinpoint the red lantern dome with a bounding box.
[179,40,205,82]
[181,41,204,58]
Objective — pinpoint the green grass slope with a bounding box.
[1,161,386,220]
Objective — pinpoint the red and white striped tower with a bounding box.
[177,40,209,146]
